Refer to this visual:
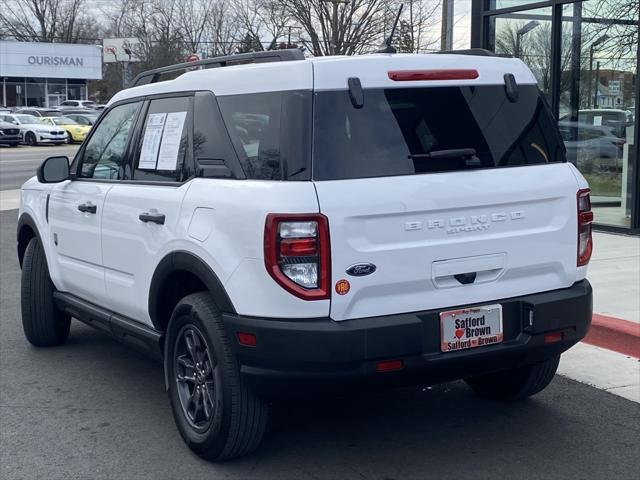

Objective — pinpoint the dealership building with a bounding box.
[0,40,102,108]
[472,0,639,233]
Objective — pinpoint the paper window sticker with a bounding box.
[139,112,167,169]
[593,116,603,126]
[157,111,187,171]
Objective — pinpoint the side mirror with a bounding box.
[37,156,70,183]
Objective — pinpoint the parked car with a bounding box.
[559,121,625,171]
[64,113,100,126]
[561,109,634,139]
[0,120,22,146]
[58,100,97,109]
[17,50,593,461]
[39,116,91,143]
[0,113,67,145]
[15,108,62,117]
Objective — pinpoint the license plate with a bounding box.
[440,304,503,353]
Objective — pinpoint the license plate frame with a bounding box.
[440,304,503,353]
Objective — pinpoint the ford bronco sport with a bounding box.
[17,49,593,460]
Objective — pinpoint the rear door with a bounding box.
[312,83,580,321]
[101,94,194,325]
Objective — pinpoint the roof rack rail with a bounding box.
[130,49,306,88]
[433,48,497,57]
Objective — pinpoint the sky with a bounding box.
[87,0,474,50]
[453,0,472,49]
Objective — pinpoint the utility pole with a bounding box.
[409,0,415,53]
[440,0,454,51]
[594,61,600,109]
[321,0,349,55]
[588,35,609,108]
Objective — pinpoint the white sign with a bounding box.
[139,113,167,169]
[0,40,102,79]
[102,38,142,63]
[157,112,187,171]
[608,80,621,95]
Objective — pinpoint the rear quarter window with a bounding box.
[217,91,311,181]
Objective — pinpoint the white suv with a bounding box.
[17,50,593,461]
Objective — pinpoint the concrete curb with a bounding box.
[583,314,640,359]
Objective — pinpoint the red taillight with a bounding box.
[237,332,257,347]
[577,189,593,267]
[388,69,479,82]
[544,331,564,344]
[264,213,330,300]
[375,359,404,372]
[280,238,318,256]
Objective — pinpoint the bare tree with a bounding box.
[283,0,390,56]
[404,0,441,53]
[495,20,573,94]
[178,0,218,54]
[588,0,638,62]
[233,0,290,51]
[0,0,98,42]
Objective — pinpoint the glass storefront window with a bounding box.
[490,1,549,10]
[477,0,639,232]
[25,78,46,107]
[47,83,66,107]
[3,81,25,107]
[487,8,554,99]
[560,0,637,228]
[66,83,87,101]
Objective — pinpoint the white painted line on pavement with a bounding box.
[0,189,20,211]
[558,342,639,404]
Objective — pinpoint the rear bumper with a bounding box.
[223,280,592,397]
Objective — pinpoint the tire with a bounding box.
[20,237,71,346]
[165,292,267,461]
[25,131,37,146]
[9,142,19,147]
[464,355,560,401]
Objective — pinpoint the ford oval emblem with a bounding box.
[346,263,377,277]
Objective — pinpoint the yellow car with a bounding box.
[40,116,92,143]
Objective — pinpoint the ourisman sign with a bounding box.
[27,55,84,66]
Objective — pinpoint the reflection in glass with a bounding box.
[560,0,637,228]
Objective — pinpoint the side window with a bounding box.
[133,96,192,182]
[217,91,311,180]
[78,101,140,180]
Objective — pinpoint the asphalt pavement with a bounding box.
[0,210,639,479]
[0,145,79,191]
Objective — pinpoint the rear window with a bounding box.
[313,84,565,181]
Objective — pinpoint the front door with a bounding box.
[48,100,143,305]
[48,181,111,304]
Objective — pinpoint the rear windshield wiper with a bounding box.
[408,148,476,159]
[409,148,481,166]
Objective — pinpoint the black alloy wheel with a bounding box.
[25,132,37,146]
[173,325,220,432]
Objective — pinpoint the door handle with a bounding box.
[77,203,97,214]
[139,212,166,225]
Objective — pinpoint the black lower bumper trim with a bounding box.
[223,280,592,396]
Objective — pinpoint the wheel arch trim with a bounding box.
[17,212,43,268]
[148,250,236,331]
